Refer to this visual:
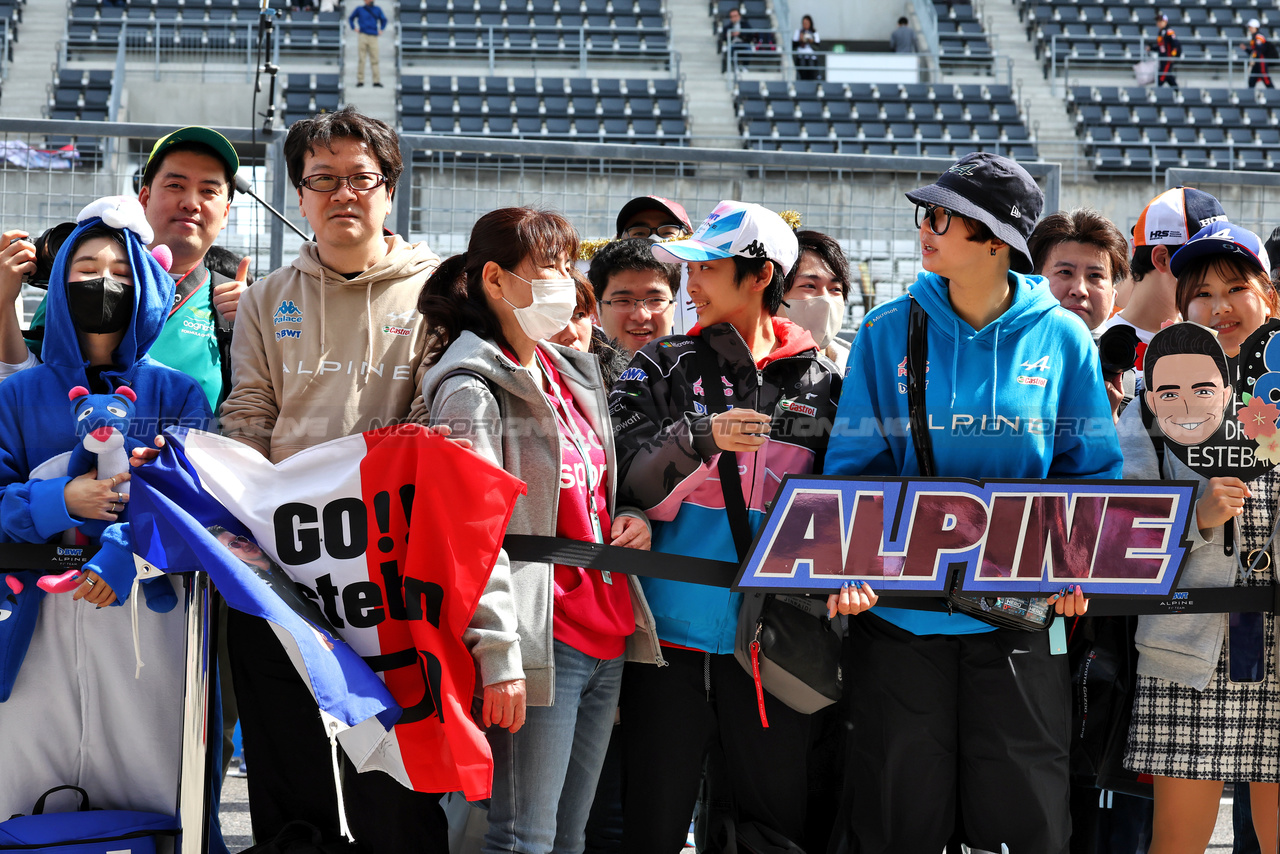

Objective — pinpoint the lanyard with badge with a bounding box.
[536,350,611,584]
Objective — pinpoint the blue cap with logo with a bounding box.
[1169,222,1271,278]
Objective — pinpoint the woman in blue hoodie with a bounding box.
[824,153,1122,854]
[0,198,211,821]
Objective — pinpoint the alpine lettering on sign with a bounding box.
[734,475,1197,598]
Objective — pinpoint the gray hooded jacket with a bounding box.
[1119,402,1237,691]
[421,331,662,707]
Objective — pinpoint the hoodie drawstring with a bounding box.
[990,325,1001,419]
[319,267,327,355]
[366,283,374,372]
[949,317,960,410]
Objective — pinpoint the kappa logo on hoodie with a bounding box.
[274,300,304,324]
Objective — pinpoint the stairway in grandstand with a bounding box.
[978,0,1079,166]
[0,1,66,119]
[342,6,395,126]
[667,0,739,148]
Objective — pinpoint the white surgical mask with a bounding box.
[503,272,577,341]
[781,294,845,350]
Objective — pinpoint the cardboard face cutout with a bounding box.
[1142,319,1280,482]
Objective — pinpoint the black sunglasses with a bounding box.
[915,204,955,236]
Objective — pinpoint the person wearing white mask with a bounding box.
[780,230,853,372]
[417,206,663,854]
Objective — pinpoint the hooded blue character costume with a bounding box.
[0,198,215,825]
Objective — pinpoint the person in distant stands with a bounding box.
[890,16,917,53]
[1152,13,1181,88]
[793,15,822,80]
[1242,19,1277,89]
[348,0,387,88]
[720,7,753,71]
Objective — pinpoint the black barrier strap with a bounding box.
[4,538,1267,617]
[501,535,1277,615]
[502,535,739,588]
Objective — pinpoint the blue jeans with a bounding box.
[483,639,624,854]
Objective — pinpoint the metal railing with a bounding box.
[0,118,288,277]
[1165,167,1280,239]
[910,0,943,70]
[63,17,337,70]
[1045,34,1252,95]
[392,133,1060,303]
[724,28,785,76]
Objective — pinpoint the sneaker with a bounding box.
[374,82,384,87]
[228,759,247,778]
[356,82,364,87]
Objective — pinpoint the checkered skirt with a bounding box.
[1124,470,1280,782]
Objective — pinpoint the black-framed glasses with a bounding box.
[601,296,674,313]
[298,172,388,193]
[622,224,687,240]
[915,204,954,236]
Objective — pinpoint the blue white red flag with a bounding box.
[127,425,525,800]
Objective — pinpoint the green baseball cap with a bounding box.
[143,126,239,183]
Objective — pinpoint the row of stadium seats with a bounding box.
[405,75,680,96]
[280,73,342,127]
[46,68,111,122]
[406,0,663,11]
[399,75,687,144]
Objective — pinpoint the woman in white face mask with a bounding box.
[780,230,853,372]
[416,207,662,854]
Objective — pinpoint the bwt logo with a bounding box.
[1173,591,1189,600]
[57,547,84,556]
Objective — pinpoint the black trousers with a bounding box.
[844,614,1072,854]
[619,647,812,854]
[1249,62,1274,88]
[1159,61,1178,88]
[227,609,448,853]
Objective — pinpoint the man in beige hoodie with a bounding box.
[220,107,456,852]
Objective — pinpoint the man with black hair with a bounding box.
[1097,187,1227,377]
[890,16,917,53]
[588,238,681,355]
[220,106,449,853]
[610,200,842,852]
[0,126,246,410]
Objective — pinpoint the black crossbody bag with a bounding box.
[906,297,1054,632]
[692,338,844,724]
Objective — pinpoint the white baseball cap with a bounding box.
[1249,18,1261,28]
[651,200,799,275]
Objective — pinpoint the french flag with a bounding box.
[128,425,525,800]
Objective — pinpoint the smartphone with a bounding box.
[1228,611,1266,684]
